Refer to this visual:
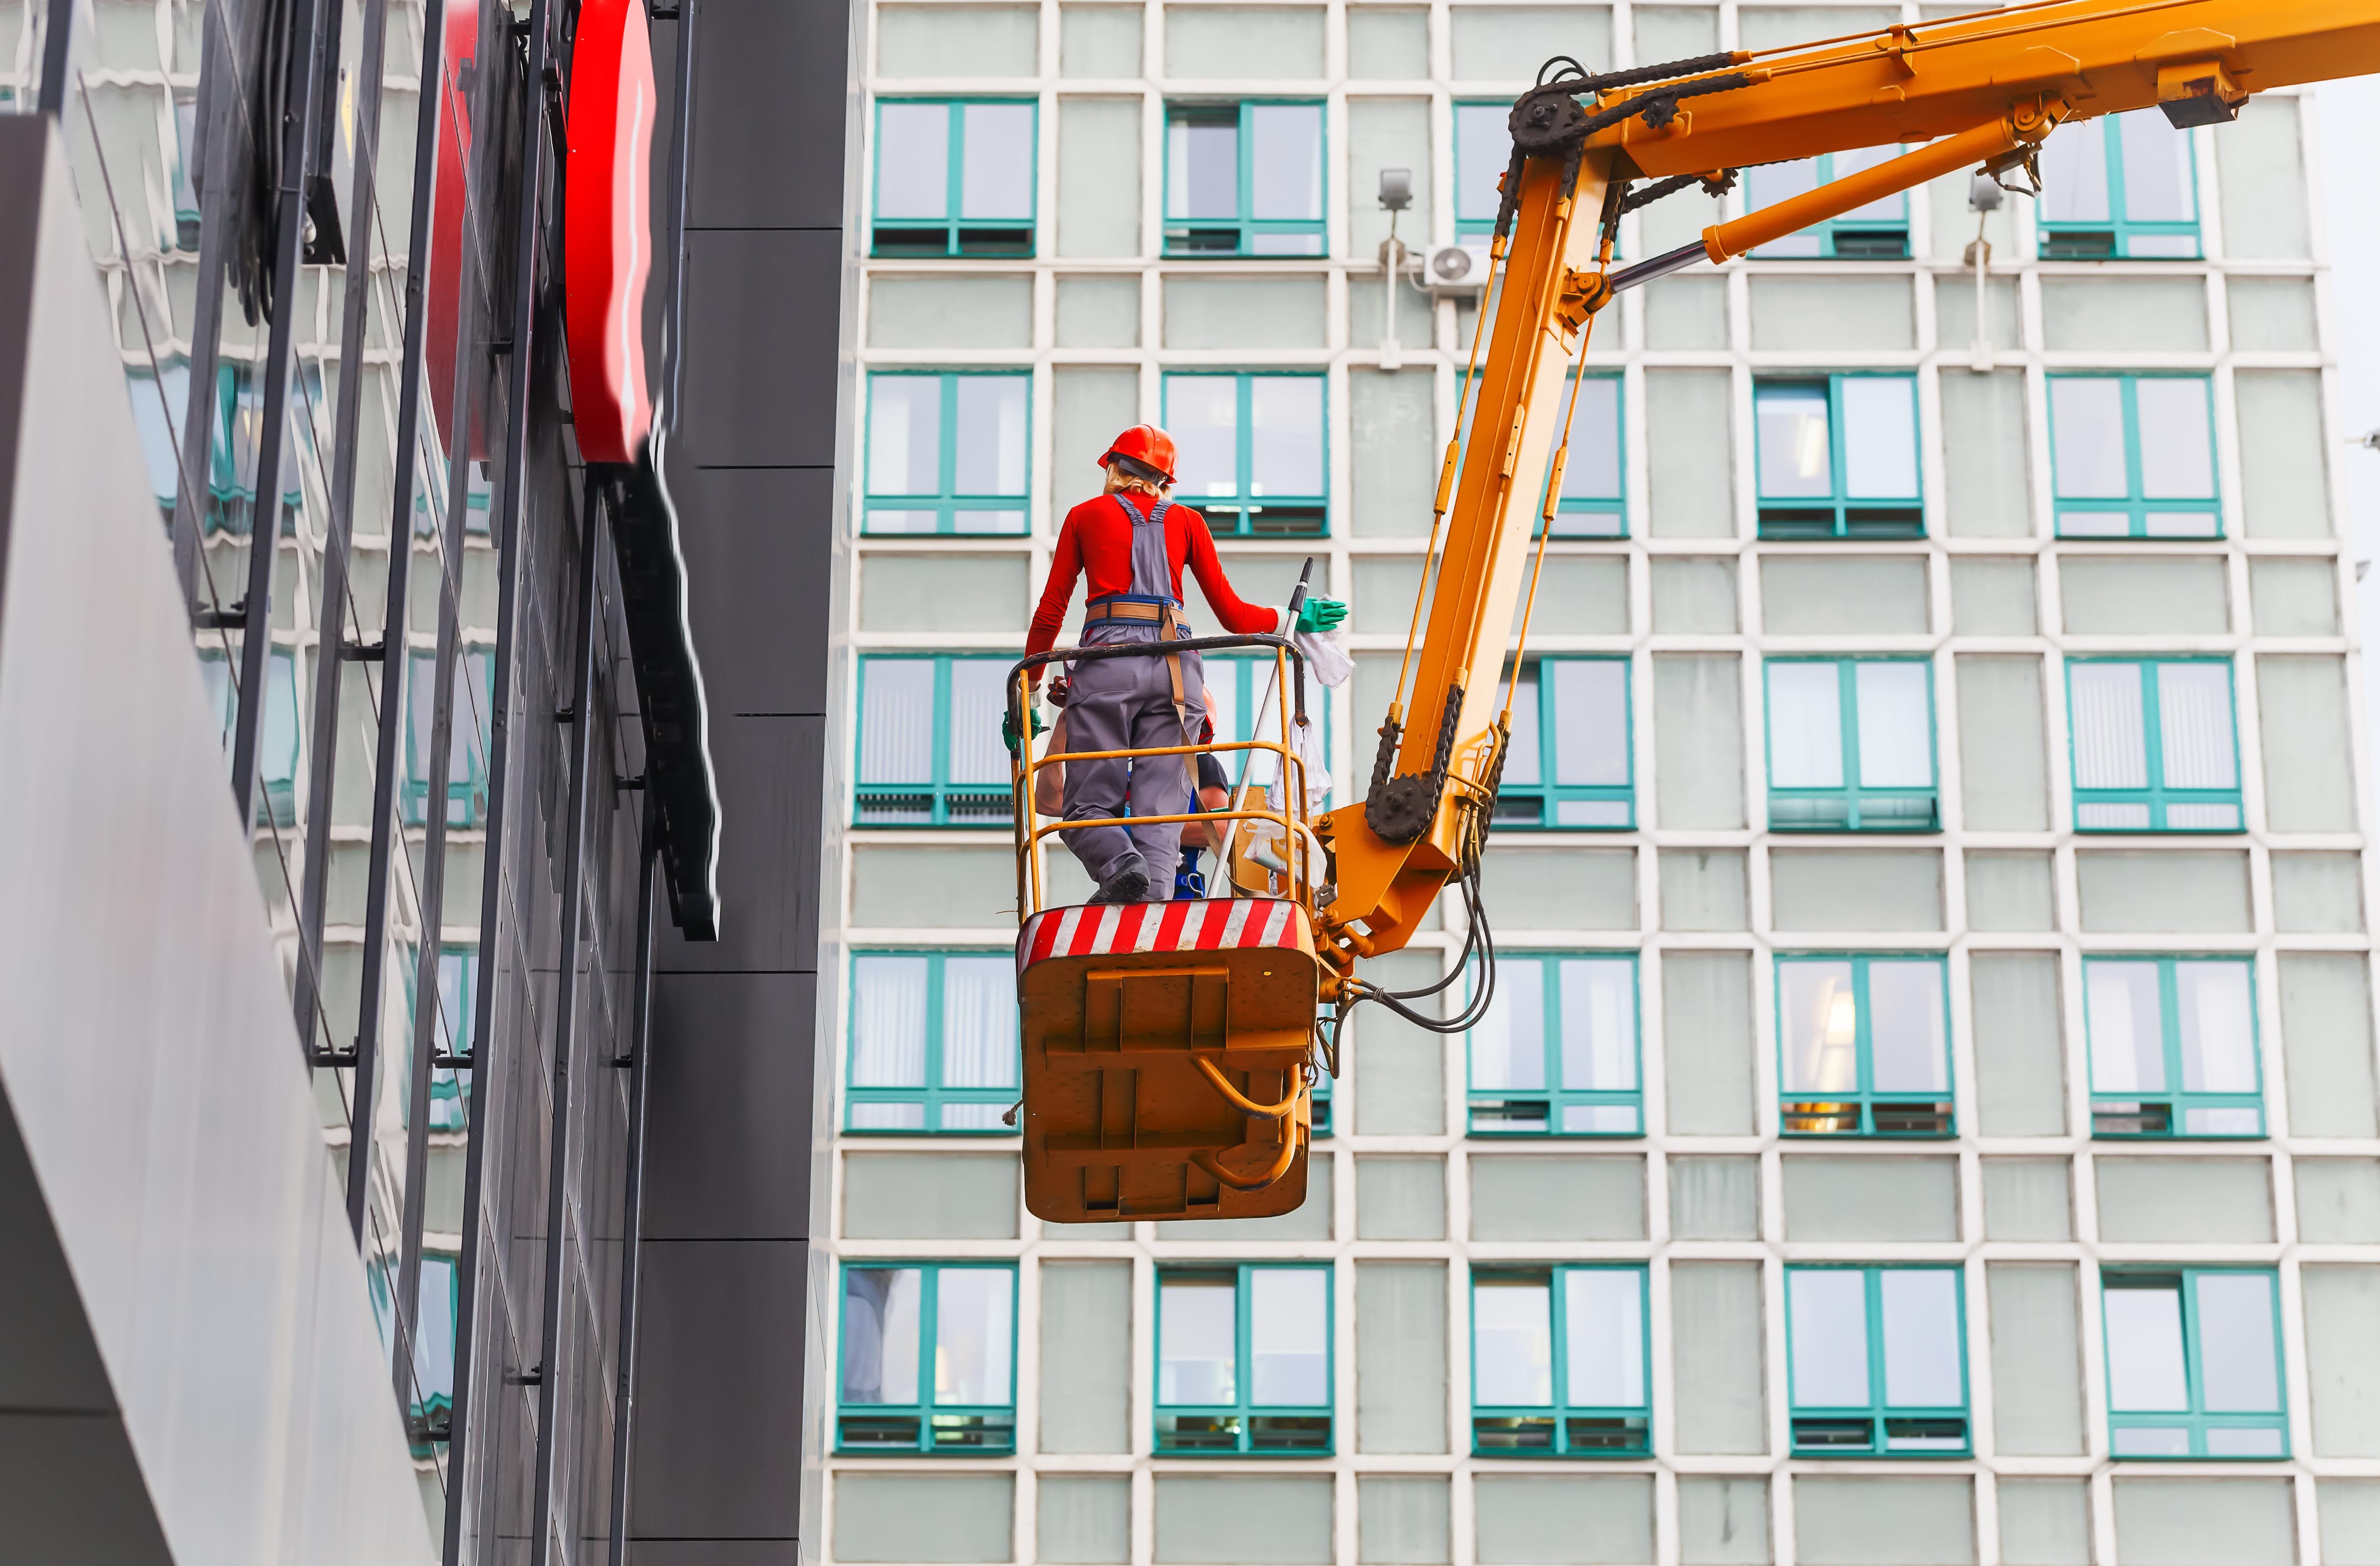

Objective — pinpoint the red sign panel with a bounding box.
[563,0,657,465]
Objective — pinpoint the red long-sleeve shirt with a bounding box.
[1025,493,1280,663]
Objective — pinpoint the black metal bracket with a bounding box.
[431,1053,472,1070]
[310,1046,361,1068]
[508,1364,544,1386]
[616,773,646,792]
[193,603,247,631]
[342,639,386,661]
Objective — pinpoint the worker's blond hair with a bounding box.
[1104,461,1167,498]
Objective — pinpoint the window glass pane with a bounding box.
[1867,961,1948,1094]
[2069,664,2148,790]
[859,660,936,783]
[1499,670,1541,786]
[1561,377,1621,500]
[1249,104,1323,221]
[877,103,951,219]
[1747,159,1823,255]
[1249,378,1324,496]
[1249,1269,1329,1405]
[1853,662,1932,788]
[1756,385,1833,497]
[1789,1270,1871,1406]
[1472,957,1546,1091]
[2156,663,2236,789]
[2135,380,2215,500]
[2194,1274,2280,1413]
[1559,959,1635,1093]
[1474,1276,1554,1405]
[852,956,930,1086]
[959,103,1034,220]
[1168,377,1240,501]
[1768,664,1844,788]
[2175,961,2255,1095]
[935,1270,1014,1404]
[2041,120,2111,223]
[1880,1271,1962,1406]
[1835,143,1907,220]
[1159,1274,1238,1403]
[945,660,1012,785]
[1841,378,1917,499]
[2117,111,2194,223]
[953,377,1028,496]
[2087,962,2167,1093]
[869,377,943,496]
[1549,661,1627,787]
[942,956,1019,1090]
[2104,1283,2189,1410]
[843,1268,923,1403]
[1781,961,1859,1095]
[1455,104,1510,225]
[1167,110,1238,220]
[2049,380,2128,499]
[1565,1271,1645,1407]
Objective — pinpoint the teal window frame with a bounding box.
[862,370,1032,536]
[1471,1265,1651,1457]
[1162,371,1328,536]
[2102,1268,2288,1459]
[1155,1262,1334,1455]
[1763,657,1939,833]
[1454,100,1510,240]
[2039,110,2201,260]
[2065,656,2243,833]
[870,98,1037,257]
[403,649,493,827]
[398,946,475,1133]
[200,646,300,827]
[1753,374,1922,538]
[1492,656,1634,830]
[1746,149,1911,259]
[1163,99,1328,257]
[855,654,1014,827]
[1775,954,1954,1137]
[837,1262,1018,1454]
[1786,1265,1972,1457]
[846,950,1020,1134]
[1466,953,1643,1136]
[2083,955,2263,1138]
[2047,374,2222,538]
[369,1250,460,1449]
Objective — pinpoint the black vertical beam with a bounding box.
[171,3,239,616]
[607,789,661,1566]
[656,0,696,424]
[37,0,73,117]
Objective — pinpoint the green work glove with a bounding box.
[1002,705,1045,756]
[1294,596,1348,636]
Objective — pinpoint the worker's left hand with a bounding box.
[1294,596,1348,636]
[1002,705,1045,756]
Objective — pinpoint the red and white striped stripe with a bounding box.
[1018,898,1302,971]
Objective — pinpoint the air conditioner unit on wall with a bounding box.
[1424,243,1491,292]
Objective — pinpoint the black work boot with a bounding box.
[1091,860,1150,905]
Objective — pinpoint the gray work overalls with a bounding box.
[1059,494,1208,896]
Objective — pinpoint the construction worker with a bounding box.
[1019,423,1346,904]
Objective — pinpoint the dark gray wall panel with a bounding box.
[647,972,818,1239]
[634,1545,804,1566]
[0,1416,175,1563]
[689,0,854,230]
[679,229,846,469]
[675,466,835,716]
[658,716,825,972]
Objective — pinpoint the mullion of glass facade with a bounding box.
[1162,372,1328,535]
[1468,954,1643,1136]
[2048,375,2221,537]
[2103,1269,2288,1458]
[846,951,1021,1133]
[1764,658,1938,831]
[863,370,1031,535]
[1787,1266,1971,1456]
[2039,110,2201,259]
[871,99,1037,257]
[1746,148,1911,259]
[838,1263,1019,1453]
[2084,956,2263,1137]
[1163,100,1327,256]
[2066,657,2243,831]
[1492,659,1633,829]
[1156,1264,1333,1454]
[404,647,494,826]
[1753,375,1922,538]
[1776,955,1954,1136]
[1471,1266,1651,1456]
[855,654,1014,826]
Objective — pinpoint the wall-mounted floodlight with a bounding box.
[1378,168,1412,212]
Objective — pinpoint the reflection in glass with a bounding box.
[2194,1273,2280,1413]
[1559,959,1636,1093]
[1160,1273,1238,1404]
[878,103,950,219]
[1250,377,1324,496]
[961,103,1035,220]
[1564,1271,1644,1407]
[1474,1276,1554,1405]
[850,956,930,1086]
[1472,957,1547,1091]
[1768,663,1844,788]
[1249,104,1323,220]
[843,1268,923,1403]
[1790,1269,1871,1406]
[2104,1281,2189,1411]
[1167,110,1238,220]
[2136,380,2214,500]
[1169,377,1239,499]
[2087,961,2166,1093]
[1757,385,1831,496]
[2156,664,2236,789]
[1549,662,1627,786]
[1854,663,1932,788]
[1249,1269,1328,1404]
[953,377,1028,496]
[1841,378,1917,498]
[2176,961,2255,1094]
[1879,1270,1961,1406]
[1868,961,1947,1093]
[869,377,942,495]
[1781,962,1858,1094]
[2050,379,2127,498]
[934,1269,1015,1405]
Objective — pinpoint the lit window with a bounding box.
[1164,373,1327,535]
[1165,100,1326,256]
[1746,148,1910,259]
[1754,376,1921,538]
[1787,1266,1970,1456]
[405,650,493,826]
[871,99,1035,257]
[1156,1264,1332,1454]
[1777,955,1953,1136]
[855,655,1013,826]
[2048,375,2219,538]
[2084,956,2262,1137]
[2066,658,2241,832]
[2104,1270,2287,1458]
[1468,953,1641,1136]
[863,371,1030,535]
[838,1263,1017,1453]
[847,952,1020,1133]
[1493,659,1632,830]
[200,647,300,827]
[2040,111,2200,260]
[1764,658,1937,832]
[1454,101,1512,240]
[1471,1266,1650,1456]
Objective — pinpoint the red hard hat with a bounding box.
[1099,423,1178,484]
